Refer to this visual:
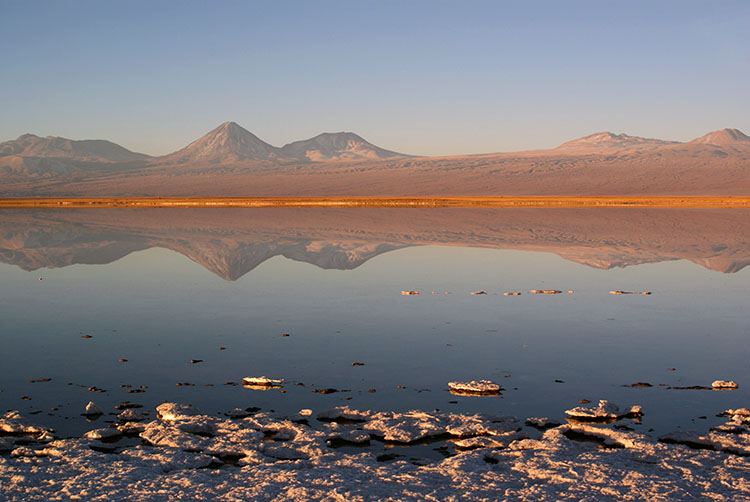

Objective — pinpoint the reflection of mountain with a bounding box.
[0,208,749,279]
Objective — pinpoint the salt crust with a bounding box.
[565,400,643,420]
[1,403,749,501]
[447,380,501,394]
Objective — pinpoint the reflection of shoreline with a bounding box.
[2,196,750,208]
[1,207,749,279]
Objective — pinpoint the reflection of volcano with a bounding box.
[0,208,749,279]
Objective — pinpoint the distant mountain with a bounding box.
[280,132,406,161]
[156,122,407,164]
[0,133,148,162]
[555,132,677,152]
[159,122,281,164]
[688,128,750,147]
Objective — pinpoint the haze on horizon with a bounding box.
[2,0,748,157]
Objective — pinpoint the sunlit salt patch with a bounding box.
[120,446,215,472]
[447,380,501,395]
[116,409,147,422]
[452,431,525,450]
[155,403,203,422]
[564,400,642,422]
[117,422,146,435]
[552,424,648,449]
[242,376,284,390]
[83,401,104,416]
[140,421,210,452]
[325,423,371,444]
[317,406,375,422]
[362,410,518,443]
[720,408,750,426]
[0,411,52,437]
[712,380,739,389]
[83,427,123,441]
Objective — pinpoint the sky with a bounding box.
[1,0,748,157]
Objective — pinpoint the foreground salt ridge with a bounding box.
[2,403,750,501]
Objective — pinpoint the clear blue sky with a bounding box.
[2,0,748,156]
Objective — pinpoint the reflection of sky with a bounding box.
[0,245,748,438]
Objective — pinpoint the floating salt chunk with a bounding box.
[117,409,147,422]
[525,417,563,429]
[242,376,284,387]
[84,427,123,440]
[564,400,642,421]
[504,292,521,296]
[712,380,738,389]
[447,380,501,395]
[401,290,419,295]
[470,291,487,295]
[530,290,562,294]
[609,290,651,295]
[83,401,103,416]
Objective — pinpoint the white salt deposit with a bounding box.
[1,403,749,501]
[83,401,104,416]
[242,376,284,386]
[564,400,642,421]
[712,380,739,389]
[447,380,501,395]
[117,409,147,422]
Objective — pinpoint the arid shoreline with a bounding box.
[2,196,750,209]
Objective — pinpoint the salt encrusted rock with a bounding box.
[2,401,750,500]
[117,422,146,435]
[453,432,525,450]
[565,400,642,421]
[156,403,203,422]
[140,421,210,452]
[362,410,517,443]
[242,376,284,386]
[84,427,123,440]
[83,401,104,416]
[552,424,649,449]
[117,409,147,422]
[401,290,419,295]
[525,417,563,429]
[447,380,501,395]
[0,410,51,436]
[712,380,739,389]
[325,426,371,444]
[317,406,375,422]
[121,446,215,472]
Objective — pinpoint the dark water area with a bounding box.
[0,208,748,439]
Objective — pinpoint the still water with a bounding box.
[0,208,748,439]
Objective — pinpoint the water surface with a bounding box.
[0,208,748,439]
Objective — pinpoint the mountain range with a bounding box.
[2,208,749,279]
[1,122,749,196]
